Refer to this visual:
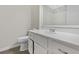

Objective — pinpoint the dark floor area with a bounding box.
[0,46,29,54]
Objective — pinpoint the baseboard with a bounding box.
[0,42,19,52]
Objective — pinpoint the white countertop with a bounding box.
[29,29,79,50]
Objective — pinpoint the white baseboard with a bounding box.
[0,42,19,52]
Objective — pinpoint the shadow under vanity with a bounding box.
[28,5,79,54]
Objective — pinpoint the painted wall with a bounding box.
[0,5,32,50]
[31,5,39,29]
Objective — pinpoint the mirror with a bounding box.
[42,5,66,25]
[66,5,79,25]
[40,5,79,27]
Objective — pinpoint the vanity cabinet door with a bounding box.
[34,42,47,54]
[48,39,79,54]
[48,39,63,54]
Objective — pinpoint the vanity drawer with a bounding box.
[48,39,79,54]
[29,32,47,48]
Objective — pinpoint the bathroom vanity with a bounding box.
[28,29,79,54]
[28,5,79,54]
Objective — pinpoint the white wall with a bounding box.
[31,5,39,29]
[0,5,32,50]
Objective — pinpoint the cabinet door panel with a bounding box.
[34,43,47,54]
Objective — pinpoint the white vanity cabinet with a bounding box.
[29,30,79,54]
[48,38,79,54]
